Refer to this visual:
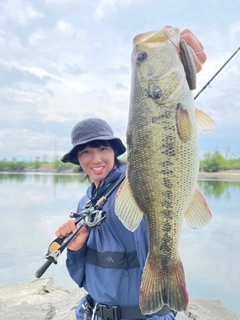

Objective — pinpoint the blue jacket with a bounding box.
[66,165,175,320]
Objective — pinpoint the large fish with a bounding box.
[115,27,215,314]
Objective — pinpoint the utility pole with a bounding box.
[53,140,59,161]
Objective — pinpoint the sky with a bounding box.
[0,0,240,162]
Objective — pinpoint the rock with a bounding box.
[176,297,240,320]
[0,278,85,320]
[0,278,239,320]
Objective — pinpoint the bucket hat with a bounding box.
[61,118,126,165]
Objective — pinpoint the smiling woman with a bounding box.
[61,118,126,184]
[77,141,116,187]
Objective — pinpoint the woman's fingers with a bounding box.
[180,29,207,72]
[55,220,76,238]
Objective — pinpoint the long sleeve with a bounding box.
[66,194,90,287]
[66,243,87,287]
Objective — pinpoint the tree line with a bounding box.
[0,151,240,172]
[0,157,77,172]
[200,151,240,172]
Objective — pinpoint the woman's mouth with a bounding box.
[92,166,104,172]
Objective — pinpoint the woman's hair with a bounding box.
[76,139,126,182]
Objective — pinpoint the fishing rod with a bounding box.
[35,174,125,278]
[194,46,240,100]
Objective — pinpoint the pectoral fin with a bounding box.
[115,171,144,231]
[184,188,212,229]
[195,108,216,134]
[176,103,193,143]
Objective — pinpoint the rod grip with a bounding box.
[35,259,53,278]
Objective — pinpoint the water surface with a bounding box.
[0,173,239,314]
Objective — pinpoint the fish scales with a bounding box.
[115,27,214,314]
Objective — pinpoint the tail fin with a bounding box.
[139,256,189,314]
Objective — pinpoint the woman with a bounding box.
[56,29,206,320]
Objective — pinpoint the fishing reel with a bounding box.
[46,206,107,259]
[35,206,107,278]
[69,205,107,227]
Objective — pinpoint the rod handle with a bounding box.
[35,259,53,278]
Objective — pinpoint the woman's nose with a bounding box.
[91,150,101,163]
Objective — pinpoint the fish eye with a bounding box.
[137,51,147,62]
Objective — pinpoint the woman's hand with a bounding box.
[180,29,207,73]
[55,220,89,251]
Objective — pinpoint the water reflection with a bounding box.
[0,173,28,182]
[0,172,90,186]
[53,174,86,185]
[198,179,240,199]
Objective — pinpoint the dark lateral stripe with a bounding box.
[86,248,140,269]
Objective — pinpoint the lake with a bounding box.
[0,173,239,315]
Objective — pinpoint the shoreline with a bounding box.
[198,169,240,181]
[2,169,240,181]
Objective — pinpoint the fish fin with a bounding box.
[195,108,216,133]
[176,103,193,143]
[184,188,212,229]
[140,255,188,313]
[115,171,144,231]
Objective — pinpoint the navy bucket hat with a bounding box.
[61,118,126,165]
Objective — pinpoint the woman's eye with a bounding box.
[100,146,110,151]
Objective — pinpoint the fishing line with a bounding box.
[192,55,239,104]
[163,29,205,58]
[163,28,240,101]
[195,53,239,103]
[163,27,181,53]
[204,50,238,53]
[194,46,240,100]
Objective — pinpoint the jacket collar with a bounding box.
[86,164,127,199]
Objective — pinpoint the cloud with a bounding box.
[0,63,50,87]
[56,20,73,33]
[63,63,86,75]
[29,29,45,45]
[94,0,130,19]
[229,20,240,41]
[45,0,79,4]
[0,0,43,25]
[115,82,128,90]
[1,0,240,160]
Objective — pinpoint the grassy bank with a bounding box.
[0,159,79,173]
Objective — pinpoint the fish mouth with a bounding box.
[133,27,178,46]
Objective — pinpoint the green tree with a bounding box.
[229,157,240,169]
[200,150,228,172]
[53,159,77,171]
[212,151,228,171]
[33,156,41,169]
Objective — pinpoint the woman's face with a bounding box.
[77,145,115,187]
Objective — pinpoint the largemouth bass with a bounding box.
[115,27,215,314]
